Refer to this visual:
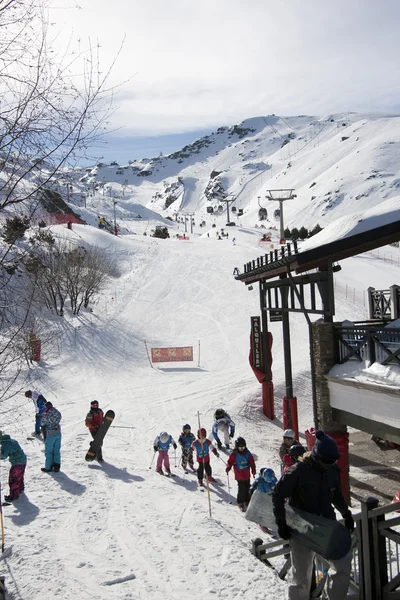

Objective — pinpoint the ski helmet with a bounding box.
[159,432,170,443]
[198,428,207,438]
[235,436,247,450]
[283,429,295,439]
[91,400,99,409]
[260,468,277,485]
[214,408,226,420]
[288,444,306,460]
[183,424,191,432]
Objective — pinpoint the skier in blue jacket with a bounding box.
[178,424,196,472]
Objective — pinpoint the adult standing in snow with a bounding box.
[226,437,256,511]
[153,431,177,476]
[0,431,27,502]
[211,408,235,450]
[192,428,219,486]
[178,424,196,472]
[272,430,355,600]
[25,390,47,437]
[41,402,62,472]
[85,400,105,463]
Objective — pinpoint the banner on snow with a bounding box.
[151,346,193,363]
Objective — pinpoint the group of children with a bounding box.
[153,413,306,513]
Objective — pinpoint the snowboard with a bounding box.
[85,410,115,462]
[245,489,351,561]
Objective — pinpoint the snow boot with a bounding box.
[238,503,246,512]
[4,495,15,503]
[53,463,61,472]
[217,442,222,450]
[41,468,52,472]
[225,443,230,450]
[156,468,164,475]
[206,476,216,483]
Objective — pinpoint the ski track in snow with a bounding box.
[1,223,398,599]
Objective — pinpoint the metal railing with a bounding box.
[251,498,400,600]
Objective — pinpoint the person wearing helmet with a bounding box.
[212,409,235,450]
[279,429,300,465]
[178,424,196,472]
[191,428,219,486]
[153,431,177,476]
[282,443,307,474]
[272,430,354,600]
[248,467,278,534]
[85,401,105,463]
[226,437,256,511]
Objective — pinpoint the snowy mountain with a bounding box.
[76,113,400,234]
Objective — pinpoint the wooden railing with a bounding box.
[333,322,400,367]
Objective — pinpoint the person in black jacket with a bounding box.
[272,430,354,600]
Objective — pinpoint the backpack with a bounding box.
[214,409,226,420]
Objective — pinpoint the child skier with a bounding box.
[192,428,219,486]
[153,431,177,476]
[282,443,306,473]
[211,408,235,450]
[249,467,277,501]
[0,431,27,502]
[85,400,105,463]
[40,401,62,472]
[226,436,256,511]
[178,424,196,472]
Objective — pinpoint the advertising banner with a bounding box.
[151,346,193,363]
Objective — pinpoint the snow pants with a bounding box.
[156,450,170,472]
[288,537,352,600]
[197,460,211,483]
[217,423,230,446]
[9,463,26,499]
[44,432,62,471]
[237,479,251,506]
[181,447,194,469]
[35,414,42,435]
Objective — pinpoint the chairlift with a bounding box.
[231,206,237,213]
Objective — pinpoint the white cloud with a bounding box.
[50,0,400,134]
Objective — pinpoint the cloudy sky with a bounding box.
[51,0,400,162]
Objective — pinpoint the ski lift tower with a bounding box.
[220,194,236,224]
[265,189,295,244]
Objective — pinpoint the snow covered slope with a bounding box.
[0,215,399,599]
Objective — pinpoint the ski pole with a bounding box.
[216,454,227,465]
[0,477,4,552]
[174,447,177,468]
[226,471,232,504]
[149,451,156,470]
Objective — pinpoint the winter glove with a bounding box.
[153,446,158,453]
[229,431,234,438]
[213,450,220,458]
[226,467,231,474]
[252,471,256,478]
[343,511,355,532]
[173,443,177,450]
[276,519,292,540]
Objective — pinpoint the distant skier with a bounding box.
[192,428,219,486]
[232,237,236,245]
[226,437,256,511]
[25,390,47,437]
[85,400,104,463]
[272,430,354,600]
[153,431,177,476]
[178,424,196,472]
[40,402,62,473]
[279,429,300,465]
[282,443,306,473]
[0,431,27,502]
[211,408,235,450]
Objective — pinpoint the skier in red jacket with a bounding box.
[85,400,104,463]
[226,437,256,511]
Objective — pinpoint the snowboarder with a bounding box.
[279,429,300,464]
[192,428,219,486]
[25,390,47,436]
[0,431,27,502]
[40,402,62,472]
[272,430,355,600]
[282,443,306,473]
[211,408,235,449]
[153,431,177,476]
[85,400,105,463]
[178,424,196,472]
[226,437,256,511]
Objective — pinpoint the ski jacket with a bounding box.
[41,407,62,436]
[0,434,27,465]
[282,453,296,473]
[192,439,216,463]
[250,475,275,496]
[227,449,256,481]
[272,454,349,522]
[85,408,104,431]
[211,416,235,444]
[154,434,176,452]
[178,432,195,449]
[279,439,300,461]
[30,391,47,415]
